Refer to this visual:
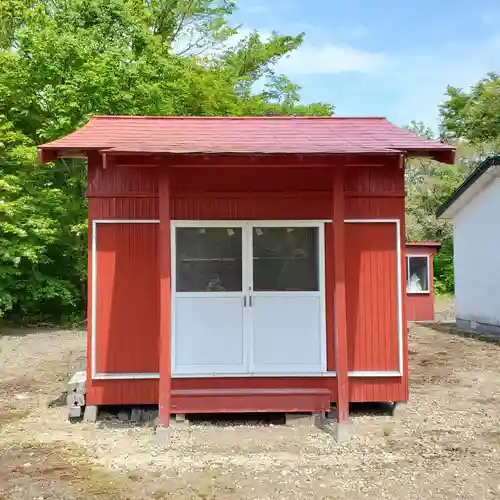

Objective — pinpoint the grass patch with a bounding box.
[0,407,30,425]
[0,441,140,500]
[382,423,394,437]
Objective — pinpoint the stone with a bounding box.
[14,393,31,401]
[83,405,98,422]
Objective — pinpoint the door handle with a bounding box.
[249,295,252,307]
[243,296,247,307]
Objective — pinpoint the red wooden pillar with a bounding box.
[333,166,349,426]
[157,168,172,428]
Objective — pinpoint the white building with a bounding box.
[437,156,500,336]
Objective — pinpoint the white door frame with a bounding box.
[171,220,328,377]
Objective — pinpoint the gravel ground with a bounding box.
[1,297,500,499]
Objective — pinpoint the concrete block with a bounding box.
[314,412,331,426]
[98,410,114,421]
[285,412,317,426]
[332,422,350,442]
[83,405,99,422]
[153,425,170,446]
[171,413,188,427]
[67,393,85,407]
[141,409,158,422]
[117,410,130,422]
[68,406,82,419]
[68,371,86,394]
[130,408,142,423]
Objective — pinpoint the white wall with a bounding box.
[454,175,500,326]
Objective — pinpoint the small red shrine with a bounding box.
[38,116,455,436]
[405,242,441,322]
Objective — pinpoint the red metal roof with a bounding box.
[38,116,455,162]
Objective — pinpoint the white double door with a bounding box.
[172,221,326,376]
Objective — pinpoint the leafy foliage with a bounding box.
[440,72,500,154]
[437,73,500,292]
[2,1,497,319]
[405,122,473,295]
[0,0,332,323]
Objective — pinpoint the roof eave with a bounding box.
[37,147,404,164]
[437,156,500,219]
[406,148,456,165]
[37,146,455,164]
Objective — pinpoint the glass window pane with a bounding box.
[176,227,242,292]
[406,256,429,292]
[253,227,319,291]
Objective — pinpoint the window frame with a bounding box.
[406,254,431,294]
[174,226,244,293]
[251,225,320,292]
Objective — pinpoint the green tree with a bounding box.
[438,73,500,292]
[440,72,500,153]
[0,0,332,322]
[404,122,471,294]
[0,117,87,322]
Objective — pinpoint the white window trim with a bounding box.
[406,254,431,294]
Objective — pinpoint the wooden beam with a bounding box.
[109,153,397,169]
[37,148,57,164]
[157,168,172,428]
[333,167,349,425]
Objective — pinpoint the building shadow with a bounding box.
[420,321,500,345]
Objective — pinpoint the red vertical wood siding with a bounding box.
[345,222,400,372]
[85,157,409,406]
[406,294,434,322]
[405,245,438,322]
[94,223,159,374]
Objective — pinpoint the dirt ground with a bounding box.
[1,296,500,499]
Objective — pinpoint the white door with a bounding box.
[249,224,326,374]
[172,222,326,376]
[172,224,246,375]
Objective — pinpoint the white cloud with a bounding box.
[339,24,369,40]
[277,43,387,75]
[223,28,386,75]
[225,16,378,75]
[377,35,500,128]
[480,12,499,25]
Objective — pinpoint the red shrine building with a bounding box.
[38,116,455,433]
[405,242,441,322]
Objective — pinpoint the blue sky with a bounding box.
[231,0,500,130]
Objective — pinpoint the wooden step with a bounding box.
[171,387,331,414]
